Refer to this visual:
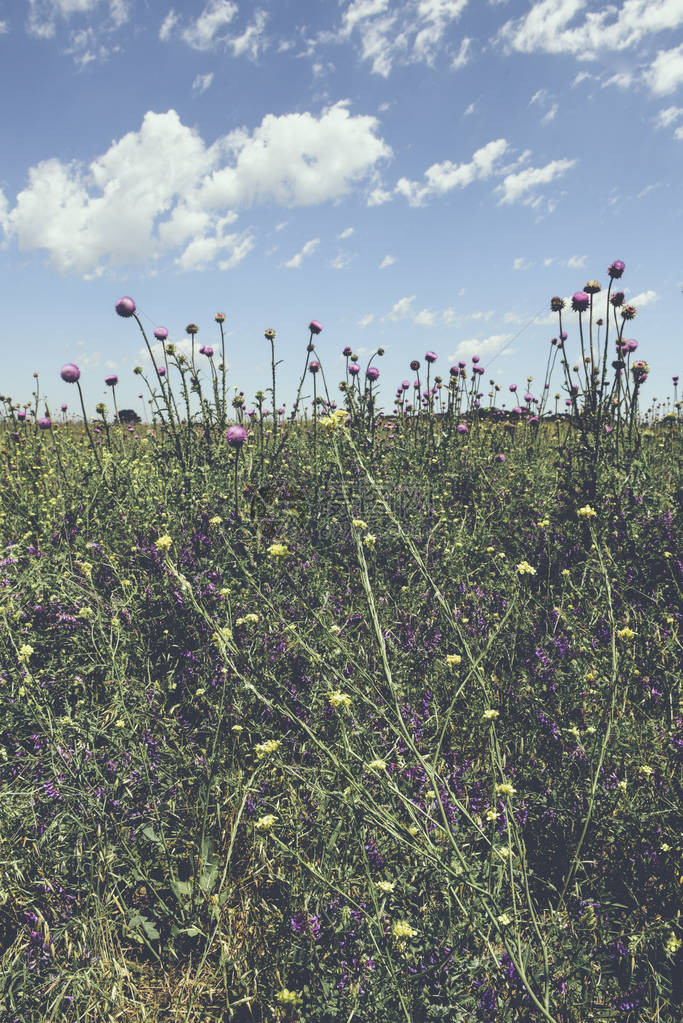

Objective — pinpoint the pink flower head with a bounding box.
[39,417,52,429]
[309,360,320,373]
[366,366,380,381]
[458,361,466,369]
[203,346,214,357]
[60,403,67,411]
[343,346,352,356]
[198,345,206,355]
[214,312,226,323]
[225,424,247,448]
[309,320,323,334]
[625,339,638,352]
[60,363,80,383]
[115,296,136,317]
[154,327,169,341]
[349,362,360,375]
[608,260,625,279]
[425,351,437,363]
[456,423,467,434]
[497,453,506,462]
[402,380,410,389]
[449,366,458,377]
[105,375,118,387]
[410,360,420,372]
[571,292,590,313]
[509,384,517,392]
[157,366,166,376]
[186,323,199,335]
[472,355,480,364]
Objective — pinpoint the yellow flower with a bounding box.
[482,709,499,721]
[537,518,550,528]
[18,644,34,661]
[329,690,352,709]
[407,825,419,836]
[638,764,654,777]
[377,880,395,894]
[485,809,499,821]
[446,653,462,667]
[212,626,233,645]
[392,920,417,939]
[617,626,635,641]
[497,913,512,926]
[351,518,368,530]
[577,505,597,518]
[496,782,516,797]
[115,719,125,728]
[497,846,512,860]
[254,739,280,759]
[516,560,536,576]
[561,568,570,577]
[155,534,173,551]
[363,534,377,547]
[665,934,682,954]
[267,542,289,557]
[254,814,277,831]
[276,988,302,1006]
[367,758,387,771]
[231,724,243,734]
[425,789,436,799]
[209,516,223,526]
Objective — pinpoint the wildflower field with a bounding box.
[0,265,681,1022]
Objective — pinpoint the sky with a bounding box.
[1,0,682,419]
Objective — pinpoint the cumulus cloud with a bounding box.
[0,19,8,34]
[338,226,355,239]
[4,103,391,276]
[625,289,659,308]
[160,0,268,58]
[26,0,130,61]
[452,333,512,360]
[284,238,320,268]
[394,138,509,206]
[644,43,683,95]
[379,254,395,268]
[358,313,375,327]
[498,0,683,62]
[654,105,683,127]
[385,294,437,325]
[496,157,577,207]
[338,0,470,76]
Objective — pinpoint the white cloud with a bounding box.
[0,19,8,34]
[654,105,683,127]
[4,104,390,276]
[192,72,214,94]
[541,103,559,124]
[284,238,320,268]
[338,226,355,239]
[496,158,577,206]
[379,254,396,268]
[338,0,470,76]
[644,43,683,95]
[452,333,512,360]
[395,138,509,206]
[625,289,659,308]
[358,313,375,327]
[26,0,130,60]
[676,125,683,139]
[414,307,437,326]
[463,101,476,115]
[366,186,393,205]
[498,0,683,61]
[330,251,353,269]
[566,254,587,269]
[387,295,417,321]
[451,36,472,68]
[513,257,532,270]
[161,1,268,57]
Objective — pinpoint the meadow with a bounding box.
[0,265,681,1022]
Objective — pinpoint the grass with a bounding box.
[0,278,681,1022]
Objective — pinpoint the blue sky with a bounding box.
[1,0,682,418]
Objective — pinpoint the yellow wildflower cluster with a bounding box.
[392,920,417,939]
[209,515,223,526]
[329,690,352,709]
[617,626,635,641]
[446,653,462,667]
[276,988,302,1006]
[267,542,289,557]
[18,644,34,661]
[516,560,537,576]
[482,709,499,721]
[255,739,280,759]
[351,518,368,530]
[577,505,597,518]
[155,535,173,551]
[363,534,377,547]
[212,626,233,645]
[377,880,395,893]
[367,758,387,771]
[319,408,348,431]
[497,913,512,926]
[496,781,516,797]
[254,814,277,831]
[235,613,259,626]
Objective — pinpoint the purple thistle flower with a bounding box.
[38,417,52,430]
[105,375,118,387]
[349,363,360,375]
[203,346,214,357]
[410,359,420,371]
[608,260,625,279]
[154,326,168,341]
[60,363,81,383]
[309,360,320,373]
[309,320,323,334]
[571,291,590,312]
[157,366,166,376]
[366,366,380,381]
[425,351,437,363]
[343,346,352,356]
[115,296,136,317]
[225,425,247,448]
